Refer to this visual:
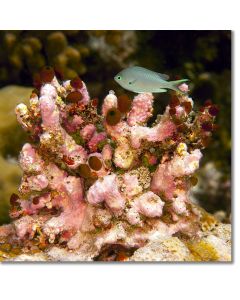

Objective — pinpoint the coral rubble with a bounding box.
[0,70,229,261]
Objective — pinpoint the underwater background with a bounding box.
[0,30,231,225]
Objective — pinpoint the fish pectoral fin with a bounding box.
[157,73,170,80]
[129,79,138,84]
[158,88,167,93]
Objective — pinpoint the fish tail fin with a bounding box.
[169,79,189,93]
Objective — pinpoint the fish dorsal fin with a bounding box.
[157,72,169,80]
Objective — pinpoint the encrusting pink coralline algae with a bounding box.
[0,67,219,260]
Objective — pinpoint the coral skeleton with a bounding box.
[0,70,220,260]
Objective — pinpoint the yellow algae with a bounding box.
[199,207,218,232]
[0,243,12,253]
[10,247,22,255]
[187,234,231,262]
[131,237,195,262]
[187,239,219,261]
[176,142,187,156]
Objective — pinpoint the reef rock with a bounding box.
[130,223,231,262]
[1,223,231,262]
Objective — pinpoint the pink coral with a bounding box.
[86,174,125,215]
[43,173,86,241]
[179,83,189,93]
[151,146,202,199]
[80,124,96,141]
[123,173,143,198]
[133,191,164,218]
[127,93,154,126]
[0,72,218,261]
[102,144,113,162]
[23,174,48,192]
[39,84,87,169]
[19,143,44,173]
[130,120,176,149]
[102,92,118,116]
[151,144,202,217]
[62,79,90,105]
[88,132,107,152]
[64,115,84,133]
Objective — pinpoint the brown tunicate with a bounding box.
[70,76,83,89]
[32,196,40,205]
[117,94,132,113]
[204,99,212,107]
[78,164,92,178]
[169,107,176,116]
[10,193,19,206]
[182,101,192,114]
[40,66,55,83]
[190,176,198,186]
[208,105,219,117]
[202,136,211,147]
[201,121,213,132]
[66,91,83,103]
[88,156,102,171]
[33,73,42,90]
[54,67,64,81]
[91,98,98,107]
[169,95,180,108]
[106,108,121,126]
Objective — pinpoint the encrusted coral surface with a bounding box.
[0,71,229,261]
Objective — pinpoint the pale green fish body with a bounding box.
[114,66,188,93]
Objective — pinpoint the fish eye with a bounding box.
[117,76,121,80]
[129,82,132,85]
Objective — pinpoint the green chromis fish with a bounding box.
[114,66,189,93]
